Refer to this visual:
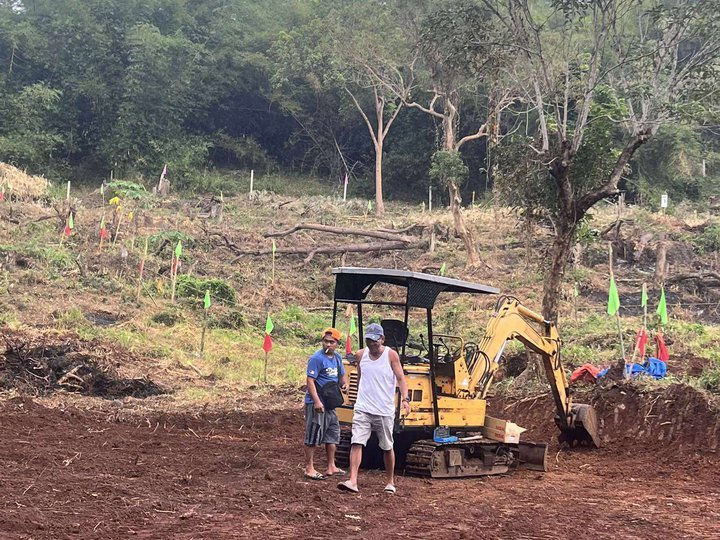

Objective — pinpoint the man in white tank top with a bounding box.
[338,323,410,494]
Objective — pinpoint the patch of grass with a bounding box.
[176,275,236,306]
[667,320,720,362]
[0,243,75,270]
[209,308,245,330]
[562,343,601,366]
[699,362,720,393]
[54,307,86,329]
[148,231,196,253]
[274,305,330,340]
[151,310,184,326]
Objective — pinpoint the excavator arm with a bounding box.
[466,296,600,447]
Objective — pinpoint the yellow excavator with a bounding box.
[332,267,600,478]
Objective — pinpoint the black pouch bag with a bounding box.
[318,356,344,410]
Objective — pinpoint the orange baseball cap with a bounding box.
[322,327,342,342]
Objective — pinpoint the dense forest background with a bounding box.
[0,0,718,207]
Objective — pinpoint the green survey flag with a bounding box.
[349,314,356,335]
[607,277,620,316]
[573,283,579,297]
[272,239,277,255]
[204,290,211,310]
[656,287,668,325]
[439,262,446,277]
[367,200,372,212]
[100,183,104,196]
[68,212,74,229]
[265,313,274,335]
[641,283,648,308]
[175,240,182,259]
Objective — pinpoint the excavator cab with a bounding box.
[330,267,600,477]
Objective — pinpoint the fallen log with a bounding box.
[230,240,428,264]
[667,272,720,287]
[264,222,418,243]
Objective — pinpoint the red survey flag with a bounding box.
[635,328,648,357]
[262,314,274,353]
[263,333,273,353]
[655,333,669,362]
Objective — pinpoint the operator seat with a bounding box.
[380,319,408,352]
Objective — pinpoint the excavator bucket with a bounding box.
[559,403,601,448]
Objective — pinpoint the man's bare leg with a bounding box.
[383,448,395,486]
[346,443,363,488]
[304,445,319,476]
[325,443,342,475]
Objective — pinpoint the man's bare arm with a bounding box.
[306,377,323,411]
[389,350,410,413]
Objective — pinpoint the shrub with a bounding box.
[107,180,149,201]
[176,275,236,306]
[699,363,720,393]
[692,225,720,255]
[148,231,196,253]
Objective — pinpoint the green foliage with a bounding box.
[176,275,236,307]
[209,309,246,330]
[274,305,329,341]
[0,83,65,172]
[691,225,720,255]
[699,363,720,393]
[429,151,469,188]
[0,243,74,270]
[107,180,149,201]
[151,310,184,327]
[148,231,195,253]
[634,125,719,204]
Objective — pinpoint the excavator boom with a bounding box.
[473,297,601,448]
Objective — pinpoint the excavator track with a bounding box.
[405,439,547,478]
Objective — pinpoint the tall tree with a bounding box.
[488,0,720,319]
[272,2,414,215]
[403,0,515,266]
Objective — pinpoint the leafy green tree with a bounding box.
[489,0,720,320]
[272,1,414,215]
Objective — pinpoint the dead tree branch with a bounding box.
[264,223,419,243]
[230,240,428,263]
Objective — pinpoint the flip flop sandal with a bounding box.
[384,484,397,494]
[337,480,359,493]
[328,469,347,476]
[304,472,326,481]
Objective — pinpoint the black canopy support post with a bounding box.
[401,301,410,361]
[427,307,440,428]
[357,302,364,344]
[332,300,338,327]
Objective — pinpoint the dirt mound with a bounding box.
[0,162,49,199]
[0,328,165,399]
[490,381,720,457]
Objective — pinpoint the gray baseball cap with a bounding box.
[365,323,384,341]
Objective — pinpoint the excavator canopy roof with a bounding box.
[332,267,499,310]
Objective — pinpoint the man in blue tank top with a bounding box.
[338,323,410,494]
[303,327,349,480]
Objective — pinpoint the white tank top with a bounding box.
[354,346,396,417]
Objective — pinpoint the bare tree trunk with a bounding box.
[374,141,385,216]
[541,221,575,321]
[448,181,480,267]
[655,233,667,284]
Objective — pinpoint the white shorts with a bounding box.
[351,410,394,451]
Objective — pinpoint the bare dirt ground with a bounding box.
[0,385,718,540]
